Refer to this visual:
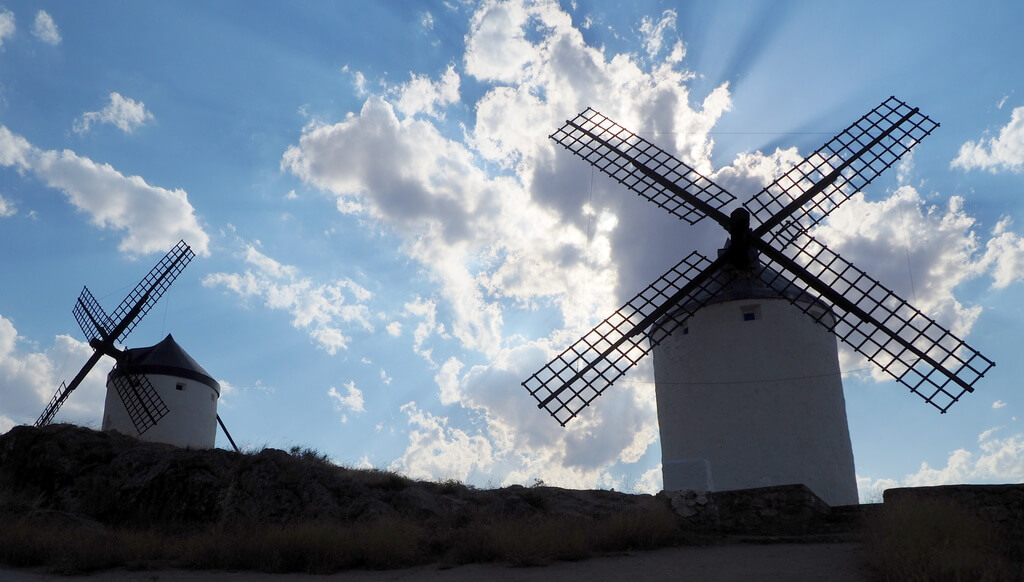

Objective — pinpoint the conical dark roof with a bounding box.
[110,334,220,394]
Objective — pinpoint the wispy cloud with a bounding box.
[203,241,373,355]
[32,10,60,45]
[328,382,365,422]
[0,9,14,49]
[74,92,154,135]
[0,194,14,217]
[0,126,210,256]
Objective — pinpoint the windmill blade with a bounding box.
[110,371,170,434]
[73,286,114,342]
[108,240,195,344]
[35,350,105,426]
[523,251,722,425]
[550,108,736,226]
[755,228,993,413]
[36,381,72,427]
[745,97,939,235]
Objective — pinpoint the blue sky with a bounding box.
[1,0,1023,500]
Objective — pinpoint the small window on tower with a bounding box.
[176,383,185,391]
[741,305,761,321]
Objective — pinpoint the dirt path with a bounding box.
[0,542,866,582]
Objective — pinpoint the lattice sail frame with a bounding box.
[745,97,939,233]
[111,370,170,434]
[759,227,992,412]
[550,108,736,224]
[524,252,713,425]
[527,96,993,424]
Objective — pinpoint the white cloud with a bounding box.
[0,193,14,217]
[0,9,14,49]
[394,64,460,119]
[951,106,1024,173]
[327,381,365,422]
[203,241,373,355]
[0,126,210,256]
[32,10,60,45]
[386,321,402,336]
[419,11,435,32]
[993,400,1008,409]
[860,428,1024,497]
[74,92,154,135]
[0,314,109,427]
[389,401,494,482]
[638,10,677,59]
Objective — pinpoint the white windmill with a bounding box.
[102,333,220,449]
[36,241,238,451]
[523,98,994,506]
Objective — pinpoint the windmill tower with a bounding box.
[523,98,994,506]
[36,241,196,439]
[102,334,220,448]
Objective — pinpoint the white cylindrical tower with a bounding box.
[102,334,219,449]
[653,266,859,506]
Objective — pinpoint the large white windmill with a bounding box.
[523,98,994,506]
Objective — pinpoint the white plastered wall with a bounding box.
[102,373,218,449]
[653,297,859,506]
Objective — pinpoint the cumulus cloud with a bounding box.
[0,126,209,256]
[993,400,1008,409]
[203,241,373,355]
[388,401,494,482]
[327,381,365,422]
[278,0,1016,491]
[0,314,109,427]
[74,93,154,135]
[0,9,13,49]
[952,106,1024,173]
[859,428,1024,499]
[32,10,60,45]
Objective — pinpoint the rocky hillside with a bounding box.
[0,423,664,529]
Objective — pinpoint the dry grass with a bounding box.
[0,502,685,574]
[861,496,1018,582]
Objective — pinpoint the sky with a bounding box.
[1,0,1023,501]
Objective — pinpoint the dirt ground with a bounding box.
[0,542,866,582]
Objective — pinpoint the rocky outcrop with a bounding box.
[663,484,854,536]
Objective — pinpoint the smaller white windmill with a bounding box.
[37,240,239,451]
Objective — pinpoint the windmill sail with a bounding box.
[754,228,992,412]
[550,108,736,225]
[35,240,194,427]
[524,251,716,425]
[745,96,939,235]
